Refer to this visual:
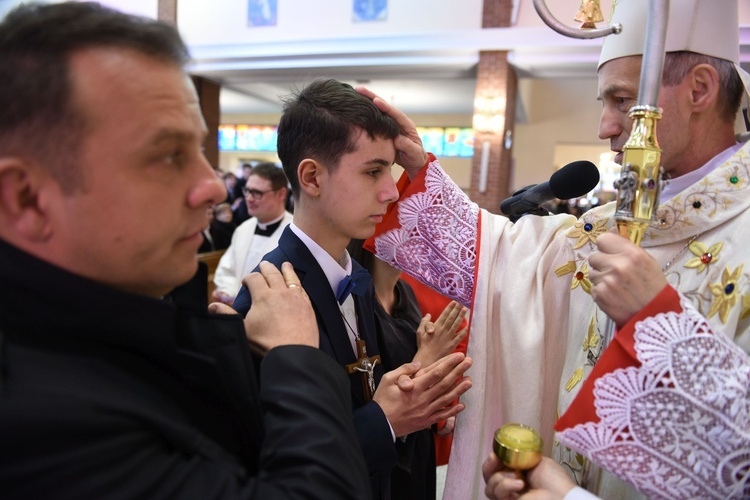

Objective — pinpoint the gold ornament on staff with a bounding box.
[575,0,604,29]
[532,0,621,40]
[612,108,663,246]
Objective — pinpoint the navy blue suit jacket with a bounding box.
[234,227,397,499]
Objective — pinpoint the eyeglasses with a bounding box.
[242,187,278,200]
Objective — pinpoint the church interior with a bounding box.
[3,0,746,214]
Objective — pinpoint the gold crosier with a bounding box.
[489,0,670,494]
[598,0,669,345]
[590,2,669,488]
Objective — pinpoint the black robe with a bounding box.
[0,237,370,499]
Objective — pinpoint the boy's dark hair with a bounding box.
[250,162,289,192]
[276,79,402,200]
[0,2,190,193]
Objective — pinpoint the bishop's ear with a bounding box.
[0,157,54,242]
[687,63,721,114]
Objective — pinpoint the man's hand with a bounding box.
[413,301,468,366]
[233,261,318,355]
[355,86,428,179]
[483,455,576,500]
[588,232,667,326]
[373,352,472,437]
[483,453,525,499]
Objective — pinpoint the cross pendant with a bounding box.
[345,339,381,401]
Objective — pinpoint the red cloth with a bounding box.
[555,285,682,431]
[366,154,469,465]
[364,155,429,256]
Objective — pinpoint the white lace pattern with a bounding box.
[373,159,479,307]
[557,298,750,499]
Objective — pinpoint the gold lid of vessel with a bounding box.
[493,423,543,470]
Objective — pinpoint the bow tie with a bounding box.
[335,268,371,305]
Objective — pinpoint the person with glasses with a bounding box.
[212,162,293,305]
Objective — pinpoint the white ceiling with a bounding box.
[188,25,615,116]
[185,18,750,118]
[1,1,748,117]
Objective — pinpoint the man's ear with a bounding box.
[0,157,54,242]
[297,158,322,198]
[688,63,720,114]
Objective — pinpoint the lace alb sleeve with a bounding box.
[556,296,750,499]
[372,157,479,308]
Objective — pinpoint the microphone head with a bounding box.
[549,160,600,200]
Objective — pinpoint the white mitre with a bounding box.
[598,0,750,134]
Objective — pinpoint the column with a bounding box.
[469,0,517,214]
[191,77,221,169]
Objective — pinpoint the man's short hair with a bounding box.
[276,79,402,200]
[250,162,289,192]
[662,52,743,124]
[0,2,190,193]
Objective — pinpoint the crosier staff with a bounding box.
[601,0,669,346]
[528,0,670,494]
[591,2,669,486]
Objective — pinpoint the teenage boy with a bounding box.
[233,79,473,499]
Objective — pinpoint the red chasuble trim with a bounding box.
[554,284,682,431]
[364,153,433,255]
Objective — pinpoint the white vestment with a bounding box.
[213,212,293,297]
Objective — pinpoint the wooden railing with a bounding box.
[196,249,225,303]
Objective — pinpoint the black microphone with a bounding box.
[500,160,600,218]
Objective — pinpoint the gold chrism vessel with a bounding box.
[493,423,543,471]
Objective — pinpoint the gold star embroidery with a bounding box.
[741,294,750,321]
[570,263,592,294]
[567,219,609,250]
[582,317,599,351]
[708,264,744,324]
[565,368,584,392]
[684,240,723,273]
[555,260,577,277]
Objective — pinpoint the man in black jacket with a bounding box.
[0,3,370,498]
